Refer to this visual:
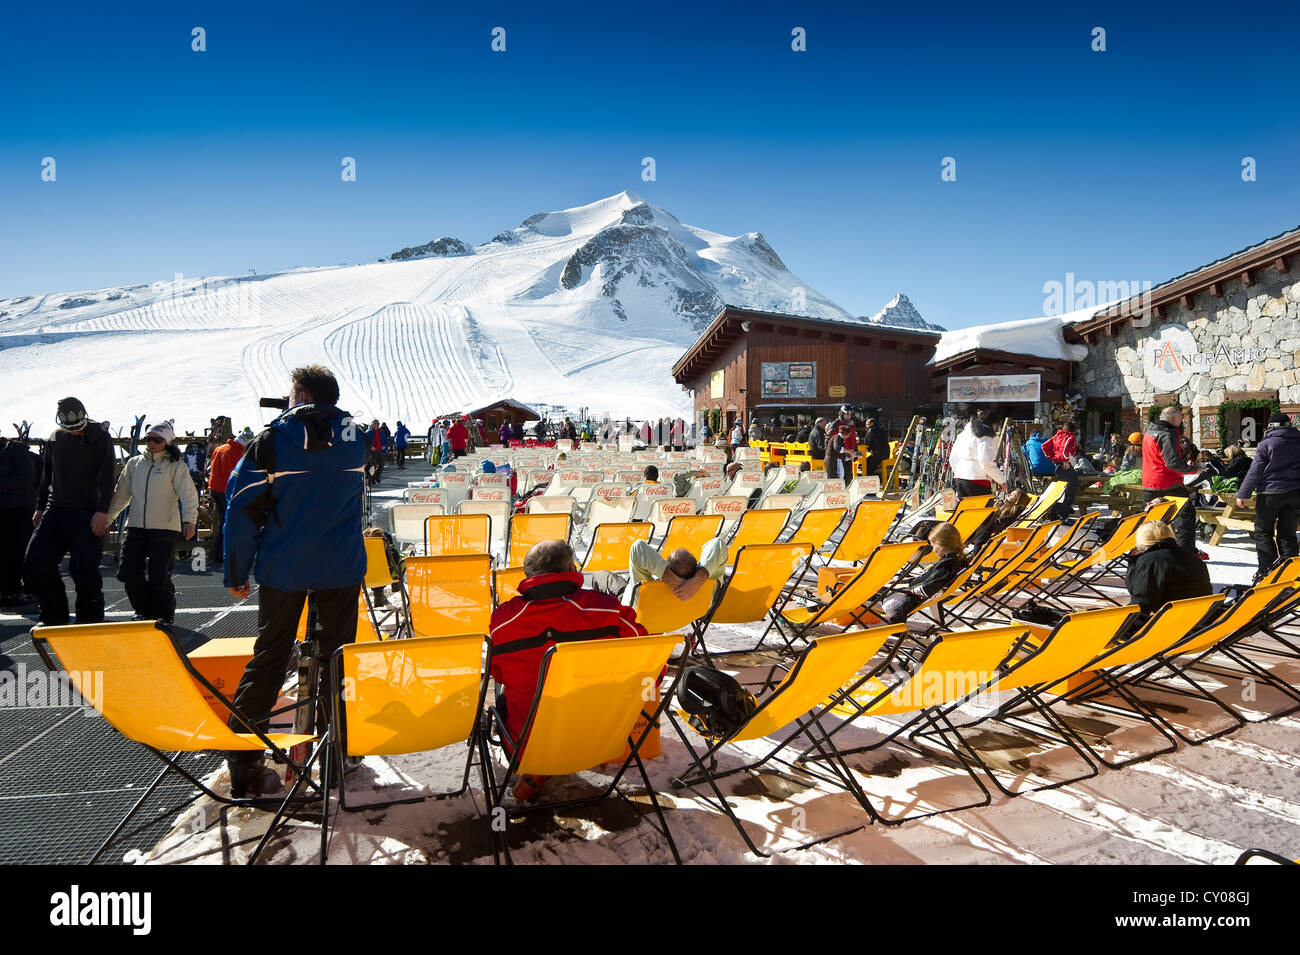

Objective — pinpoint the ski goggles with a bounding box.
[56,408,87,431]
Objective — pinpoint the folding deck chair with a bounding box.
[659,513,722,556]
[724,508,790,565]
[770,541,923,652]
[320,633,489,862]
[690,542,813,662]
[998,593,1228,769]
[31,621,322,864]
[506,512,571,566]
[480,633,683,864]
[455,501,510,556]
[405,554,493,638]
[825,500,903,563]
[667,625,909,857]
[1104,582,1300,735]
[425,513,492,557]
[802,623,1033,824]
[581,521,654,572]
[633,579,720,636]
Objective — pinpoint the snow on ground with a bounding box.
[135,528,1300,866]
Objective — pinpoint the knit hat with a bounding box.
[56,397,88,431]
[145,420,175,445]
[1268,411,1292,428]
[1128,431,1143,444]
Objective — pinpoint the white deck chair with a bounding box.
[456,499,510,558]
[649,497,699,538]
[704,495,750,534]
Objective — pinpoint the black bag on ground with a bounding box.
[676,666,758,741]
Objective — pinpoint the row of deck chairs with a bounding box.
[31,552,1300,862]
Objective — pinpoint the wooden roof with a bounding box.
[671,305,940,385]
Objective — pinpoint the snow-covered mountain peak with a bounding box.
[861,292,946,332]
[2,192,873,431]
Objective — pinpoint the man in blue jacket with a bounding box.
[222,365,366,797]
[1237,411,1300,576]
[1024,429,1057,477]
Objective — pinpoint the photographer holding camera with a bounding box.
[222,366,366,797]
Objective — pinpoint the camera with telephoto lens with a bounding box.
[259,397,290,411]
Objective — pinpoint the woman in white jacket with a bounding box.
[948,414,1007,499]
[106,420,198,623]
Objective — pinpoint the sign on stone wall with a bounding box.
[947,374,1041,403]
[1199,409,1222,449]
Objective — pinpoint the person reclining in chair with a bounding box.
[489,539,647,801]
[583,538,727,605]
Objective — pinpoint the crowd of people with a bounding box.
[6,375,1300,807]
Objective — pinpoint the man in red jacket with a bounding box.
[488,539,646,800]
[1040,420,1080,520]
[1142,407,1203,551]
[206,431,249,564]
[447,418,469,458]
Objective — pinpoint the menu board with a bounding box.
[761,361,817,398]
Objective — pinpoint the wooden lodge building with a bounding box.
[671,305,940,438]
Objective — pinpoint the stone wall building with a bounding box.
[1068,226,1300,448]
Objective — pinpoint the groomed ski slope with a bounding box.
[0,192,864,436]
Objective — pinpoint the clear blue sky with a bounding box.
[2,0,1297,329]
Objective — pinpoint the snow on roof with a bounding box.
[930,301,1115,366]
[449,397,541,419]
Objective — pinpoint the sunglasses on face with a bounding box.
[146,436,165,444]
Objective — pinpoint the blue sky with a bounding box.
[2,0,1297,328]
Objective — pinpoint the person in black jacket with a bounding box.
[862,417,890,481]
[879,523,966,622]
[23,398,117,625]
[808,417,827,460]
[0,435,41,605]
[1125,520,1211,622]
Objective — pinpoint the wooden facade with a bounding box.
[671,306,939,432]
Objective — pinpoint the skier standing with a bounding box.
[23,398,116,625]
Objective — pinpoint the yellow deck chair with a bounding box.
[425,513,491,557]
[633,579,719,635]
[1109,583,1300,735]
[817,623,1031,823]
[1015,482,1067,524]
[692,542,813,661]
[31,621,319,863]
[824,500,903,563]
[946,605,1143,793]
[667,625,907,856]
[321,632,488,860]
[482,633,682,864]
[934,494,994,522]
[782,507,848,554]
[493,566,528,606]
[725,508,790,565]
[935,522,1061,627]
[405,554,493,638]
[659,513,723,557]
[507,512,571,566]
[582,521,654,573]
[993,596,1227,770]
[1033,511,1150,607]
[773,541,922,649]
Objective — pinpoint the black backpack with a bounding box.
[676,666,758,741]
